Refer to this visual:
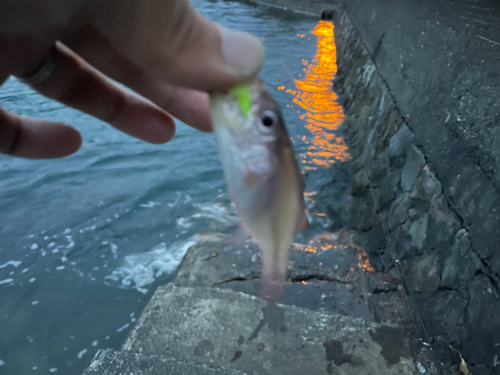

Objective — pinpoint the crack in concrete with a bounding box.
[211,273,260,287]
[211,272,351,288]
[288,274,350,284]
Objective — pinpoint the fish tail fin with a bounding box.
[256,271,285,301]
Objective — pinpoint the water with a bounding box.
[0,1,347,374]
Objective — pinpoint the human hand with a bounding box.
[0,0,264,158]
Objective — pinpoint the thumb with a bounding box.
[156,12,266,92]
[89,0,265,92]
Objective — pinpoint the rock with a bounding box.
[463,274,500,368]
[387,193,411,230]
[407,214,428,251]
[425,193,461,249]
[375,170,401,208]
[401,146,425,192]
[410,166,441,202]
[440,229,481,289]
[123,284,417,375]
[347,191,379,231]
[387,124,414,160]
[416,290,469,343]
[406,253,440,294]
[367,151,390,188]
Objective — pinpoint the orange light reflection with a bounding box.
[286,20,350,170]
[303,247,317,253]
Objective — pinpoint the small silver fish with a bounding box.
[210,79,306,299]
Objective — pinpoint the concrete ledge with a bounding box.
[83,349,243,375]
[122,283,417,375]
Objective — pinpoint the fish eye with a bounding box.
[261,110,277,127]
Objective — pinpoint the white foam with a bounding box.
[168,192,181,208]
[0,279,13,285]
[30,244,38,250]
[0,359,4,367]
[56,266,65,271]
[77,349,87,359]
[64,228,71,234]
[176,217,191,229]
[48,242,55,248]
[0,260,21,269]
[191,202,238,224]
[176,202,238,231]
[22,268,29,273]
[92,341,98,347]
[49,368,57,372]
[29,278,36,283]
[116,323,130,333]
[106,238,196,294]
[102,242,118,258]
[65,235,75,249]
[31,301,39,305]
[140,201,160,208]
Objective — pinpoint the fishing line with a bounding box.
[365,173,443,375]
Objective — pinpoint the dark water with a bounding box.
[0,1,347,374]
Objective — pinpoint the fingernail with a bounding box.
[220,27,265,77]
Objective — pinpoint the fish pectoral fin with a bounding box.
[244,170,262,188]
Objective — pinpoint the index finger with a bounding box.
[26,43,176,144]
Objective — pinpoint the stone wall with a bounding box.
[330,6,499,374]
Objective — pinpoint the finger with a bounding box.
[25,43,176,144]
[0,107,82,159]
[61,29,212,132]
[83,0,265,92]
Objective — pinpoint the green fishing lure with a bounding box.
[230,85,252,115]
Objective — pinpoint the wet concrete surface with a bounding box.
[120,283,417,375]
[174,232,412,326]
[83,349,244,375]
